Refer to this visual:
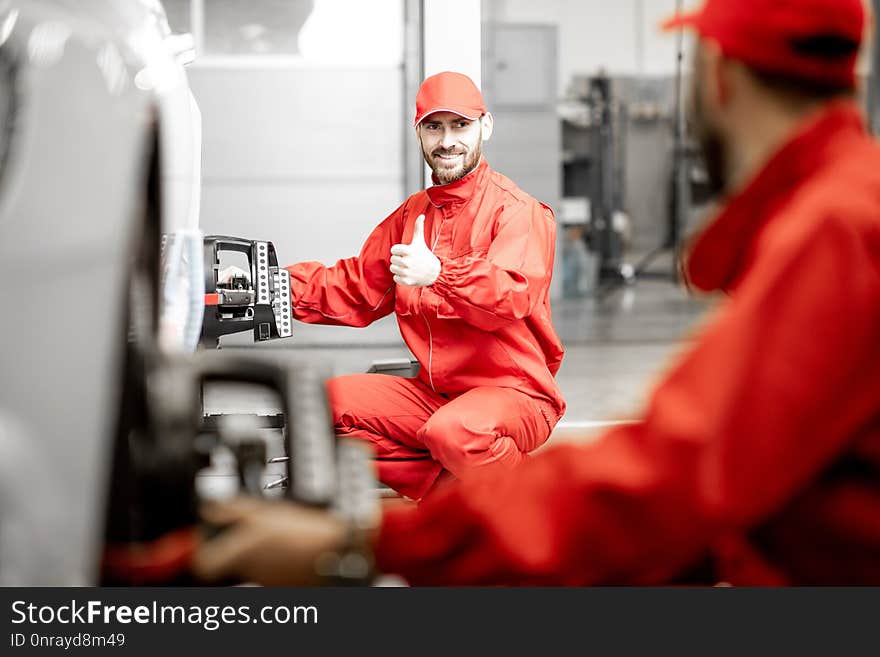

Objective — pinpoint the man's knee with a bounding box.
[324,374,363,427]
[418,412,503,471]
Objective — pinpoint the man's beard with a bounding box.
[694,118,728,197]
[689,76,728,196]
[423,138,482,185]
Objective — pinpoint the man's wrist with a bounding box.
[313,517,377,586]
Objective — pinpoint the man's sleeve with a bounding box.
[285,205,403,327]
[376,215,880,585]
[422,201,556,332]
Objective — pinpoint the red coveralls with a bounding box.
[285,159,565,499]
[376,102,880,584]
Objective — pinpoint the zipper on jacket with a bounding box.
[420,215,445,393]
[422,311,436,392]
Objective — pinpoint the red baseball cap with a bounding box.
[662,0,866,89]
[414,71,487,127]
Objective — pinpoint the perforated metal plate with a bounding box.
[256,242,270,305]
[272,269,292,337]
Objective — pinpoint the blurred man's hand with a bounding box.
[192,497,348,586]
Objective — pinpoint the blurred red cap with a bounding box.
[662,0,866,89]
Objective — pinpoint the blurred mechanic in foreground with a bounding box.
[195,0,880,585]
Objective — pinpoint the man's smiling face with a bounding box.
[417,111,491,184]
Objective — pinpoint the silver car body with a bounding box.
[0,0,201,584]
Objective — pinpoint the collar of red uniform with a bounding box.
[685,101,866,292]
[426,157,489,208]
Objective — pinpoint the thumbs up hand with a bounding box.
[390,215,441,287]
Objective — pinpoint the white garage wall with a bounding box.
[185,0,409,268]
[189,67,405,267]
[484,0,684,94]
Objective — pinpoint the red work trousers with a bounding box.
[327,374,557,500]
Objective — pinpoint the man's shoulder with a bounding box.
[486,167,529,202]
[485,167,553,217]
[763,144,880,255]
[794,141,880,228]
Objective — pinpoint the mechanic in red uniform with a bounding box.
[194,0,880,585]
[283,71,565,500]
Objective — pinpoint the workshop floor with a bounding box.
[206,272,719,449]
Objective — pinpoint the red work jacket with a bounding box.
[376,102,880,585]
[285,159,565,416]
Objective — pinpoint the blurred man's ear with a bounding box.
[700,40,733,113]
[480,113,494,141]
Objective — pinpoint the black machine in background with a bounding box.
[562,0,711,295]
[631,0,692,288]
[583,73,627,284]
[200,235,293,347]
[579,0,880,292]
[565,70,687,291]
